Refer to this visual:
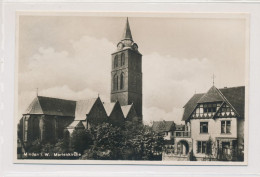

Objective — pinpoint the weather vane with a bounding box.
[212,74,216,86]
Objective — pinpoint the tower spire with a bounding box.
[122,17,133,40]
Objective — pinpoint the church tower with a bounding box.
[110,18,143,120]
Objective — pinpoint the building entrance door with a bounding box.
[177,140,189,155]
[222,142,232,160]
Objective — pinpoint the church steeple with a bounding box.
[117,18,139,52]
[111,17,143,120]
[122,17,133,40]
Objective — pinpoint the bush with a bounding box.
[71,129,93,154]
[27,139,42,153]
[81,122,164,160]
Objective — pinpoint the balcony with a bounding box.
[174,131,191,138]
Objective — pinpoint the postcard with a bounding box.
[14,12,249,165]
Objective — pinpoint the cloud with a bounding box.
[143,106,184,125]
[143,53,214,112]
[18,35,215,125]
[18,85,110,119]
[141,53,215,125]
[19,36,114,92]
[18,36,114,118]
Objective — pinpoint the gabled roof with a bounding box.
[121,104,134,118]
[103,102,116,116]
[25,97,44,114]
[182,86,245,121]
[152,121,175,133]
[25,96,76,117]
[182,93,204,121]
[66,120,84,129]
[219,86,245,118]
[198,86,225,103]
[75,98,98,120]
[122,17,133,40]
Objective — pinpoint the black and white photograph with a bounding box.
[15,12,248,164]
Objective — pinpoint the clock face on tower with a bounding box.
[132,43,138,51]
[117,43,124,50]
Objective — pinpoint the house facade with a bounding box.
[152,121,175,154]
[180,85,245,161]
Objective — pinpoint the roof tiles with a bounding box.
[25,96,76,117]
[74,98,98,120]
[152,121,175,133]
[182,86,245,121]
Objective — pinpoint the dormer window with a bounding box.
[193,103,221,118]
[203,103,217,113]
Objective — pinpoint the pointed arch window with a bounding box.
[114,55,118,68]
[24,116,29,142]
[120,72,124,89]
[121,53,125,66]
[113,74,118,91]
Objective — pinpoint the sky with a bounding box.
[18,14,246,124]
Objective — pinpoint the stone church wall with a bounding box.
[87,98,108,128]
[108,102,125,127]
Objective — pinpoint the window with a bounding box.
[200,122,208,133]
[121,53,125,66]
[24,118,28,141]
[120,73,124,89]
[219,104,235,117]
[221,120,231,133]
[203,103,217,113]
[114,55,118,68]
[193,103,219,118]
[113,75,118,91]
[197,141,207,153]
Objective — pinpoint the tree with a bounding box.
[41,143,55,154]
[81,122,165,160]
[71,129,93,154]
[237,138,244,161]
[84,123,125,160]
[27,139,42,153]
[205,137,213,161]
[53,138,71,153]
[127,124,164,160]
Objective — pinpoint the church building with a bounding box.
[18,18,142,146]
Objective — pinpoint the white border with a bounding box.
[1,2,260,177]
